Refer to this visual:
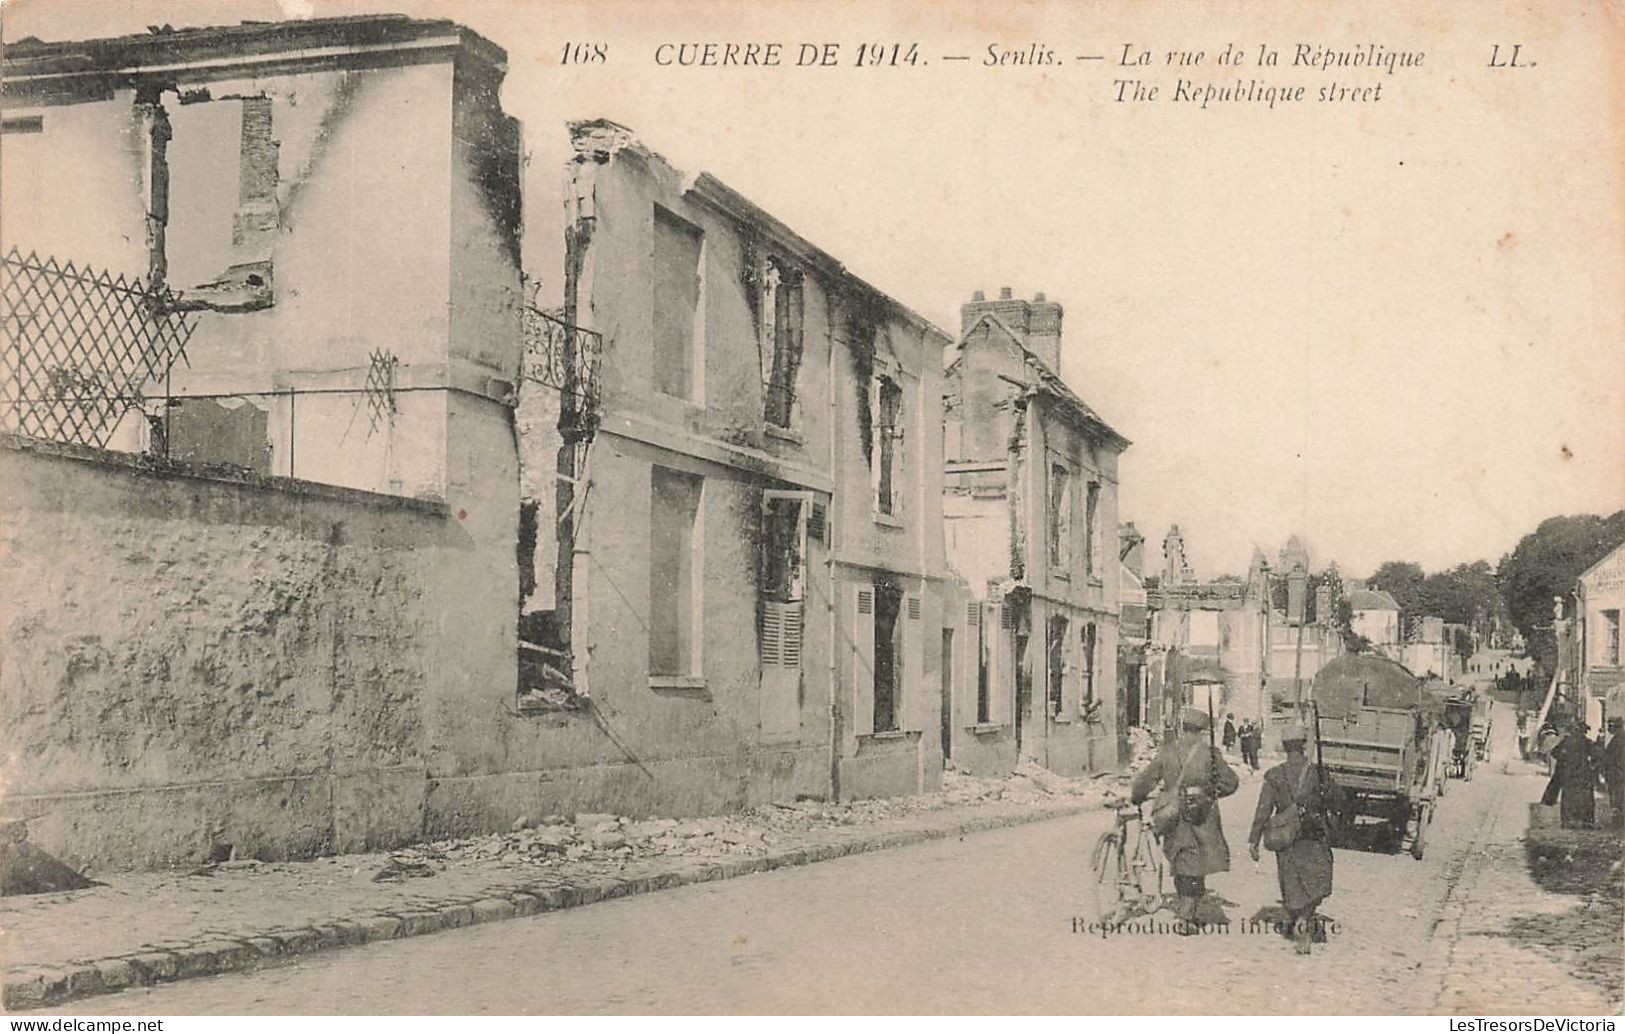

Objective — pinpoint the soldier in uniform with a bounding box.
[1248,722,1348,956]
[1130,706,1240,931]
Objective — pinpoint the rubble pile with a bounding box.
[414,765,1106,874]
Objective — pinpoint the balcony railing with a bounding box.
[522,303,601,435]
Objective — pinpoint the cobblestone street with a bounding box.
[28,727,1621,1015]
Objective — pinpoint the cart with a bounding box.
[1310,655,1445,860]
[1439,691,1477,781]
[1471,697,1493,762]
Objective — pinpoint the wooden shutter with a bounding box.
[760,600,803,738]
[807,500,828,548]
[854,584,876,736]
[901,591,921,730]
[760,491,809,739]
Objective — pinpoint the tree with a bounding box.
[1415,560,1505,658]
[1497,511,1625,671]
[1368,561,1425,614]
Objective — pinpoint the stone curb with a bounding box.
[4,799,1094,1011]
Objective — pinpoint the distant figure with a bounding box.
[1130,707,1241,931]
[1602,717,1625,831]
[1240,720,1262,772]
[1223,713,1238,754]
[1516,710,1530,760]
[1537,722,1562,776]
[1249,723,1349,956]
[1542,721,1600,828]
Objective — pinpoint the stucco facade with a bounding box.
[1577,541,1625,727]
[512,121,956,812]
[941,293,1128,775]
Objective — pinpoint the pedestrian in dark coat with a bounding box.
[1130,706,1240,929]
[1223,714,1238,754]
[1240,720,1262,771]
[1602,718,1625,831]
[1249,723,1348,955]
[1542,721,1599,828]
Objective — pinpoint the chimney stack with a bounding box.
[959,287,1066,374]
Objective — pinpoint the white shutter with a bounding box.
[760,600,803,738]
[902,592,922,731]
[760,604,784,667]
[854,585,875,736]
[760,490,809,739]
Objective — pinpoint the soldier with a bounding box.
[1130,706,1240,931]
[1248,723,1348,956]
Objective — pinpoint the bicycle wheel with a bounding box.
[1090,829,1128,921]
[1132,828,1166,909]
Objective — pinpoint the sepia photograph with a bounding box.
[0,0,1621,1019]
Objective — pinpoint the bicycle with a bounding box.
[1089,796,1167,922]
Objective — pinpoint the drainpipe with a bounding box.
[826,291,841,802]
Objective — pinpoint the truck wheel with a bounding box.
[1410,806,1429,860]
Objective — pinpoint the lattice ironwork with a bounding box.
[1,247,196,447]
[522,303,601,429]
[364,348,398,436]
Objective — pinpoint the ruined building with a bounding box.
[514,121,958,809]
[0,17,969,871]
[1146,530,1348,743]
[0,16,527,868]
[941,289,1130,774]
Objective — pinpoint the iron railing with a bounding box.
[1,247,197,448]
[522,303,601,432]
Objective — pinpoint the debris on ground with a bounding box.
[415,766,1105,870]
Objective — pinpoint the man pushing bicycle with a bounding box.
[1129,706,1240,932]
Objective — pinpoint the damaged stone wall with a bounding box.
[0,433,469,871]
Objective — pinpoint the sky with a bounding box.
[5,0,1623,579]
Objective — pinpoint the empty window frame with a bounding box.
[973,602,992,724]
[1047,615,1069,717]
[762,262,804,428]
[1049,464,1072,570]
[873,580,904,733]
[649,466,703,677]
[1084,481,1101,577]
[652,206,703,400]
[1080,621,1098,709]
[873,376,904,516]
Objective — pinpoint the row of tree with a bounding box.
[1365,510,1625,672]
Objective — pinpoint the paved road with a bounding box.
[52,727,1619,1015]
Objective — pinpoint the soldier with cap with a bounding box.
[1130,706,1240,931]
[1248,722,1348,955]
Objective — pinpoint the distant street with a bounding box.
[53,723,1619,1015]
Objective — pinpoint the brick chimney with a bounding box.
[960,287,1064,373]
